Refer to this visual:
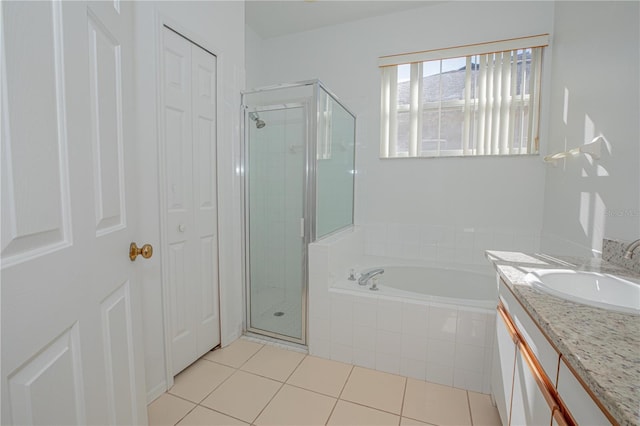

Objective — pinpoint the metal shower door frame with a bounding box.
[241,97,314,346]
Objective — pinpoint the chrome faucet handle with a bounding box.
[348,269,357,281]
[624,239,640,259]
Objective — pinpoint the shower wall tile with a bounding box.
[309,337,331,360]
[352,348,376,370]
[353,325,376,352]
[361,223,542,265]
[436,246,455,263]
[330,342,353,365]
[353,298,377,328]
[426,362,454,387]
[426,339,455,368]
[401,302,429,338]
[400,358,427,381]
[454,368,484,393]
[456,311,490,348]
[309,315,330,342]
[428,306,458,342]
[454,343,486,374]
[375,330,401,357]
[375,352,401,375]
[419,244,437,260]
[376,299,402,333]
[401,334,427,361]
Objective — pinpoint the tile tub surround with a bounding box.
[311,290,496,394]
[309,227,496,394]
[485,250,640,426]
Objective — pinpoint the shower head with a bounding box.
[249,112,266,129]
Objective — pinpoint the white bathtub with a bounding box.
[332,266,497,310]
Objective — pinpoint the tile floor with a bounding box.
[148,338,501,426]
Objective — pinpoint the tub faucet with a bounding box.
[358,268,384,286]
[624,239,640,259]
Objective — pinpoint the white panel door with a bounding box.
[162,27,220,375]
[1,1,146,425]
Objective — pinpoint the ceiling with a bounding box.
[246,1,442,39]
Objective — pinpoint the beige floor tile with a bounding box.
[340,366,406,415]
[169,359,235,403]
[468,391,501,426]
[254,384,336,425]
[176,406,248,425]
[287,355,353,397]
[402,379,471,426]
[147,393,195,426]
[400,417,433,425]
[203,339,263,368]
[327,400,399,426]
[200,370,281,423]
[240,345,306,382]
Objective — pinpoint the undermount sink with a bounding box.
[523,269,640,315]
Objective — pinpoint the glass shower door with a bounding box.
[246,105,306,342]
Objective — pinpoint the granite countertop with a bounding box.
[485,250,640,426]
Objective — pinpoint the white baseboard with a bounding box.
[146,380,168,405]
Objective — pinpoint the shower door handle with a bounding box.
[300,218,305,238]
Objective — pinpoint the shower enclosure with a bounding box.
[242,81,356,345]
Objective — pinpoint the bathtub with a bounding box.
[320,264,498,393]
[332,266,497,310]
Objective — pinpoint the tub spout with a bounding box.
[358,268,384,286]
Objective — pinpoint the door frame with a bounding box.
[154,13,223,392]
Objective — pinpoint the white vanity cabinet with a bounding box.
[492,278,615,425]
[495,303,559,425]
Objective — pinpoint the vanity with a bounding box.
[486,248,640,426]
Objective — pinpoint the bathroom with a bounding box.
[1,1,638,425]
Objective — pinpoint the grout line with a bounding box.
[249,379,287,424]
[172,403,198,426]
[194,366,238,405]
[325,363,355,425]
[164,391,201,406]
[196,405,253,425]
[236,344,268,371]
[336,397,404,418]
[398,377,408,426]
[283,353,308,383]
[467,390,474,425]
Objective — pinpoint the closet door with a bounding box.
[162,27,220,375]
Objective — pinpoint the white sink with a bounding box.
[524,269,640,315]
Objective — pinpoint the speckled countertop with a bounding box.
[485,250,640,426]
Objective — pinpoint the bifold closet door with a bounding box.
[162,27,220,375]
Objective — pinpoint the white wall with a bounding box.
[133,1,245,402]
[247,1,555,257]
[541,1,640,256]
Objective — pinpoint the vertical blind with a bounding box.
[379,35,549,158]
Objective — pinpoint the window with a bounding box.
[379,35,549,158]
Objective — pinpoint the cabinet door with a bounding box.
[492,307,517,425]
[510,342,555,426]
[557,359,611,425]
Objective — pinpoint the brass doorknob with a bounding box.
[130,242,153,261]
